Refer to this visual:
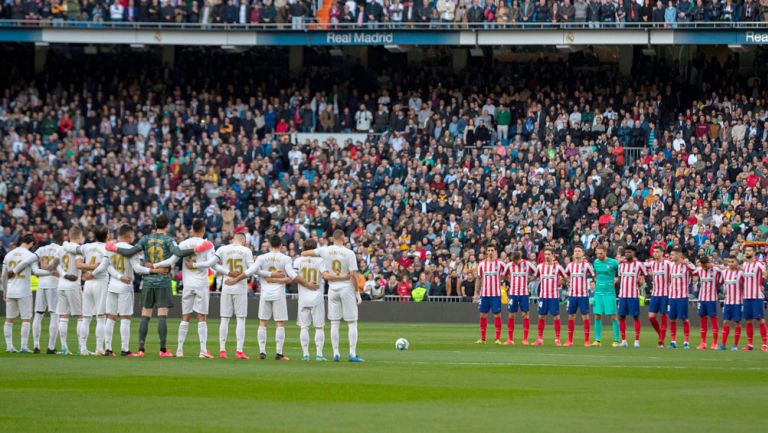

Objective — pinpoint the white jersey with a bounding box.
[81,242,108,284]
[315,245,358,291]
[103,242,150,294]
[246,251,297,301]
[155,237,214,290]
[57,241,82,291]
[2,247,41,298]
[294,256,325,307]
[35,243,60,289]
[214,244,255,295]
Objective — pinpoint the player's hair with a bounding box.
[192,219,205,233]
[744,245,756,252]
[93,226,108,243]
[155,215,169,229]
[333,229,345,241]
[69,225,82,239]
[699,255,710,265]
[118,224,133,237]
[20,234,36,246]
[270,235,282,248]
[543,246,554,254]
[727,255,738,261]
[52,230,65,245]
[511,251,521,260]
[624,245,637,253]
[595,245,606,252]
[670,246,683,254]
[304,239,317,250]
[573,245,584,253]
[233,233,246,243]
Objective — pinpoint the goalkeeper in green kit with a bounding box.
[591,245,621,346]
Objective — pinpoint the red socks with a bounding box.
[480,317,488,341]
[670,320,677,341]
[494,316,502,341]
[634,318,641,341]
[710,317,719,345]
[721,324,730,346]
[700,317,708,343]
[507,318,515,341]
[649,316,661,338]
[660,315,668,341]
[619,319,627,341]
[734,325,742,346]
[523,317,530,342]
[554,318,561,340]
[683,321,690,343]
[583,319,590,343]
[567,319,575,343]
[746,322,754,346]
[760,322,767,346]
[537,317,545,340]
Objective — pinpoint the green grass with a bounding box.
[1,319,767,433]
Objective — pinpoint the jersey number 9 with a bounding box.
[331,260,342,275]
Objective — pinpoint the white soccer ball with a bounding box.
[395,338,409,351]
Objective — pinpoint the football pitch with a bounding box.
[1,319,767,433]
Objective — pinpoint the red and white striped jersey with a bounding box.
[537,262,566,299]
[644,259,672,297]
[618,260,646,298]
[477,259,504,297]
[721,268,744,305]
[668,262,696,299]
[741,260,765,300]
[504,260,537,296]
[696,266,721,302]
[565,260,595,297]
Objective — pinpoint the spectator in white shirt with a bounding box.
[110,0,125,20]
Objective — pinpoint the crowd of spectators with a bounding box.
[1,47,767,301]
[1,0,767,26]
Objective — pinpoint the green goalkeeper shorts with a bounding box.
[141,285,173,309]
[593,293,617,315]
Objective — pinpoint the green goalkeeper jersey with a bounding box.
[592,257,619,295]
[117,232,186,288]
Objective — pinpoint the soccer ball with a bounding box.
[395,338,409,351]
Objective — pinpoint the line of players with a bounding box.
[2,222,365,362]
[473,244,767,351]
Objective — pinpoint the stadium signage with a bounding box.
[744,32,768,43]
[326,32,395,45]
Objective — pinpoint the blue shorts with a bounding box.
[537,298,560,316]
[618,297,640,317]
[648,296,668,315]
[479,296,502,314]
[667,298,689,320]
[742,299,765,320]
[723,304,742,322]
[567,296,590,315]
[697,301,718,318]
[508,295,530,313]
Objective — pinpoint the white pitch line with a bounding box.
[376,360,768,371]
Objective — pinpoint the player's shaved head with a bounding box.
[52,230,64,245]
[233,233,246,245]
[192,219,205,234]
[304,239,317,250]
[155,215,169,230]
[270,235,282,248]
[93,226,108,243]
[333,230,345,241]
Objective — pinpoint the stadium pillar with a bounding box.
[34,46,47,74]
[618,46,633,76]
[161,46,175,69]
[289,46,304,76]
[452,49,467,72]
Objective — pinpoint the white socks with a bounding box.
[300,326,311,357]
[95,317,105,353]
[81,317,92,351]
[20,322,30,350]
[331,321,341,357]
[33,313,43,349]
[219,317,230,352]
[348,321,358,356]
[120,319,131,353]
[59,318,69,350]
[4,322,13,350]
[104,318,115,351]
[198,321,208,354]
[275,327,285,355]
[235,318,245,352]
[177,320,189,351]
[315,328,325,357]
[257,326,267,353]
[48,313,59,350]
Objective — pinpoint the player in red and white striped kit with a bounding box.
[644,247,672,348]
[694,256,721,350]
[473,246,505,345]
[502,251,537,345]
[533,248,567,346]
[617,246,646,348]
[718,256,743,351]
[564,246,594,347]
[668,247,696,349]
[740,246,766,351]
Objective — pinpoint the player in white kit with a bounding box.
[2,234,54,353]
[51,226,89,355]
[152,219,216,358]
[294,239,327,361]
[97,224,167,356]
[32,231,64,353]
[76,226,110,355]
[210,232,254,359]
[302,230,364,362]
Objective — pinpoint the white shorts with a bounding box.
[297,302,325,328]
[328,289,358,322]
[258,296,288,321]
[181,287,210,315]
[106,291,134,317]
[34,288,58,313]
[83,283,107,317]
[221,293,248,318]
[6,296,33,320]
[56,289,83,316]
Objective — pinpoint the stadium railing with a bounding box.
[1,19,768,31]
